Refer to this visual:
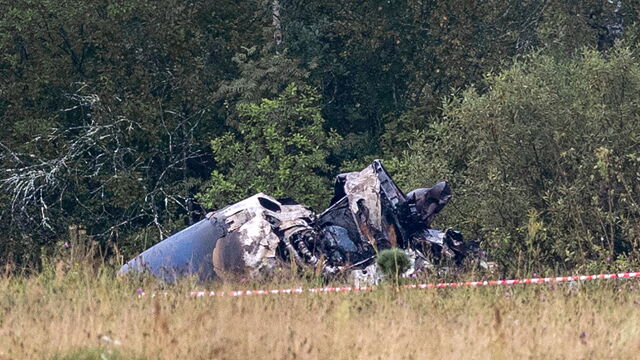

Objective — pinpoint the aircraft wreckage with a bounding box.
[120,160,482,284]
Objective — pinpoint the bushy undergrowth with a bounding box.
[396,48,640,276]
[377,248,411,280]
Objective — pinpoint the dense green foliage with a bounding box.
[0,0,263,262]
[200,84,339,210]
[2,0,640,274]
[395,48,640,274]
[377,248,411,280]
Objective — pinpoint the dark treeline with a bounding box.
[1,0,639,275]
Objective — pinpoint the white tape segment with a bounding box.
[169,272,640,298]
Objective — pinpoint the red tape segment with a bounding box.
[183,272,640,298]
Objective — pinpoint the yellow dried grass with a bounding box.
[1,263,639,359]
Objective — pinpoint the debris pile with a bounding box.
[120,160,479,284]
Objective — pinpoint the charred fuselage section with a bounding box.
[119,160,471,283]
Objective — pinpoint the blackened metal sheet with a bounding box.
[406,181,451,227]
[317,197,361,243]
[118,216,226,282]
[371,159,407,207]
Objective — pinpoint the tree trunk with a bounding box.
[272,0,283,54]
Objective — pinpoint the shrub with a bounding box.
[395,47,640,275]
[377,248,411,280]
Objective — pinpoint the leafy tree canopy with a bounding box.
[200,84,340,211]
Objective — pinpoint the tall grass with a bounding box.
[1,262,639,359]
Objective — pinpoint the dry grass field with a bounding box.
[1,263,640,359]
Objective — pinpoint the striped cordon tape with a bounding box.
[182,271,640,298]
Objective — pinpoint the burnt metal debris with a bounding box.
[120,160,478,284]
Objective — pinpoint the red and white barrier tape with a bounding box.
[187,286,374,298]
[402,272,639,290]
[181,271,640,298]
